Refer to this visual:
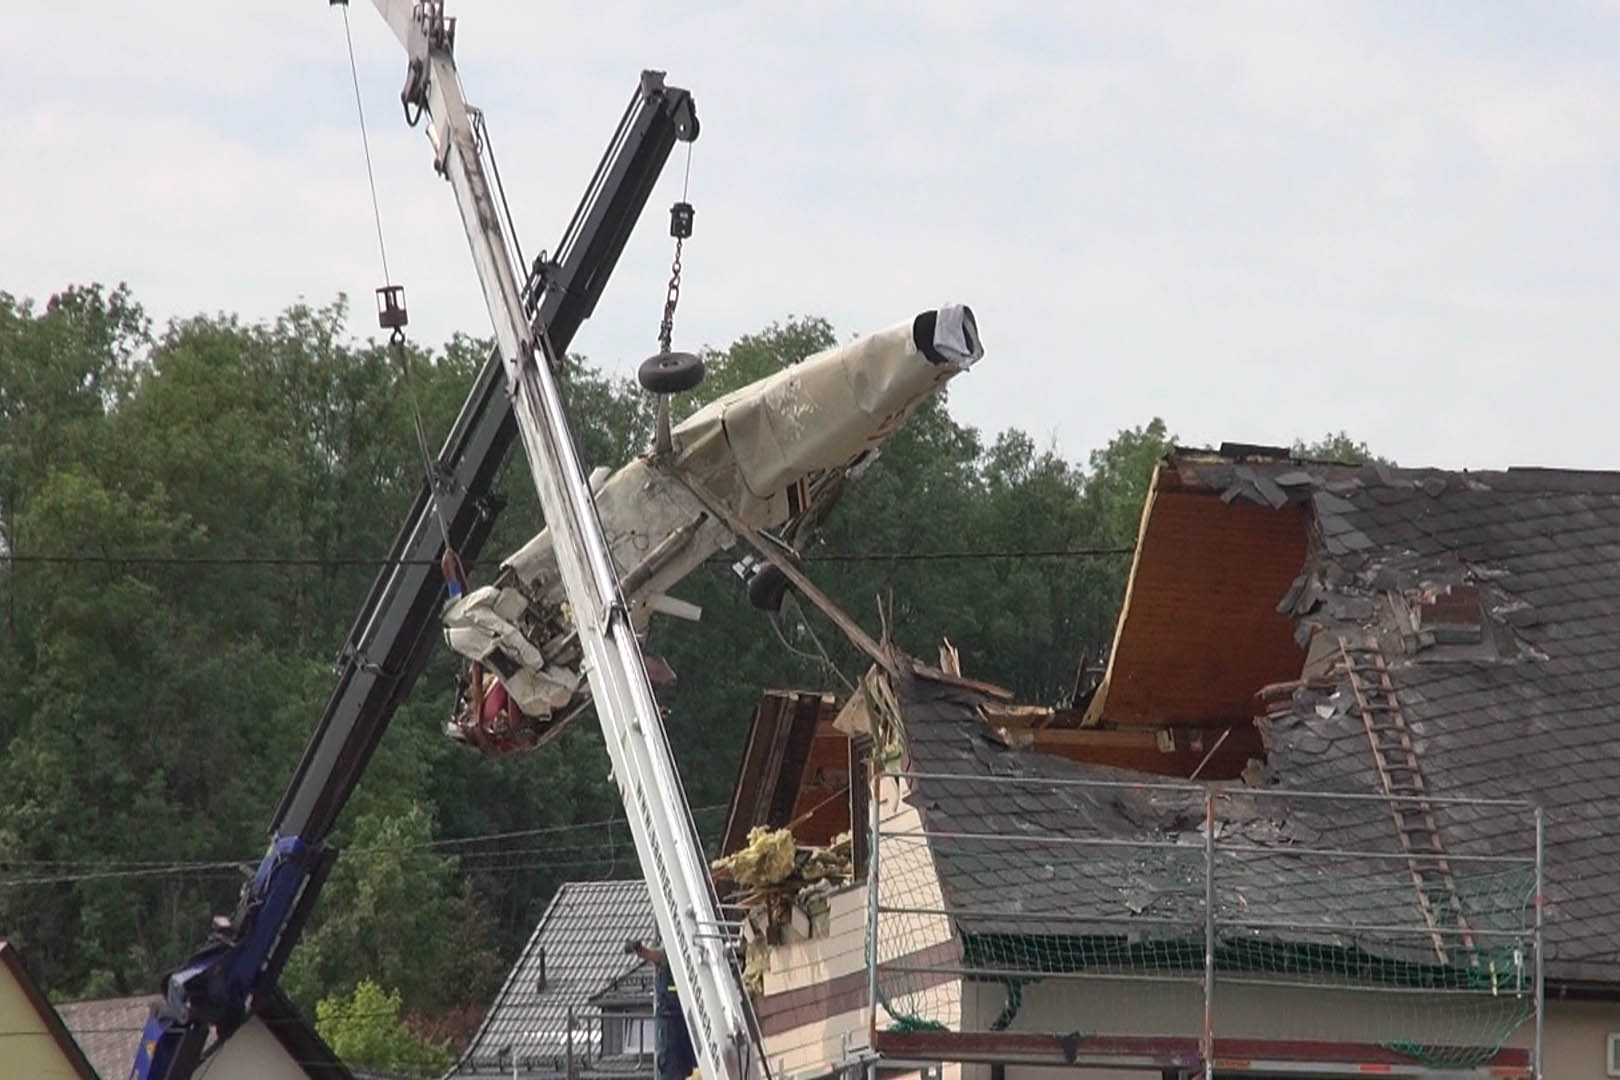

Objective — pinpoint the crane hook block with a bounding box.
[669,201,694,240]
[376,285,409,331]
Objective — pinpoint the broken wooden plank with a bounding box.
[978,703,1054,728]
[907,659,1016,701]
[673,471,895,673]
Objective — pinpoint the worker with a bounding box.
[625,938,698,1080]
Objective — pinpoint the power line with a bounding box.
[0,806,728,883]
[0,547,1132,569]
[803,546,1132,562]
[0,852,699,889]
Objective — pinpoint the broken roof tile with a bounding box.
[1126,450,1620,985]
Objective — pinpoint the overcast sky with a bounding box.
[9,2,1620,470]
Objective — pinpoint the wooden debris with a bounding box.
[978,703,1053,729]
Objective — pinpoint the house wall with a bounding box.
[1508,999,1620,1080]
[0,958,90,1080]
[194,1016,311,1080]
[758,777,964,1080]
[963,975,1514,1044]
[962,978,1619,1077]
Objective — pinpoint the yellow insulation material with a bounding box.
[710,826,796,886]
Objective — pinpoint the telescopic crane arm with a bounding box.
[131,14,700,1080]
[368,6,764,1080]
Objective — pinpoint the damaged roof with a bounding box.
[1190,451,1620,984]
[719,690,846,858]
[892,671,1497,975]
[891,444,1620,985]
[452,881,654,1075]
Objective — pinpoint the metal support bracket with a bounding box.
[672,470,895,675]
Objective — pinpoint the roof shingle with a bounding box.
[1194,456,1620,984]
[453,881,655,1075]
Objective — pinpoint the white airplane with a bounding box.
[440,304,982,754]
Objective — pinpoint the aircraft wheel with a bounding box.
[747,563,793,613]
[639,350,705,394]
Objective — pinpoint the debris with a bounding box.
[713,828,855,998]
[711,827,796,887]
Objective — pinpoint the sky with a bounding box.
[7,1,1620,471]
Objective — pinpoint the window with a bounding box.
[600,1008,655,1059]
[619,1016,655,1059]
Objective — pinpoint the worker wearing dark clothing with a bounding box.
[627,940,698,1080]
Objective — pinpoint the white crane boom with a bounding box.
[367,5,762,1078]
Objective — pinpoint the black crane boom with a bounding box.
[133,71,697,1080]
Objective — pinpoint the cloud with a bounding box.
[8,2,1620,472]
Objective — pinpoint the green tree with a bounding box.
[316,979,452,1076]
[1293,430,1390,466]
[283,803,503,1017]
[0,287,503,1002]
[1084,418,1174,546]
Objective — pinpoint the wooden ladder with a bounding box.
[1338,636,1477,967]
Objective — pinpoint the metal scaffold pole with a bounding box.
[1533,805,1544,1080]
[1202,788,1216,1077]
[867,771,884,1043]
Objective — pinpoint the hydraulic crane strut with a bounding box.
[131,14,702,1079]
[368,5,763,1079]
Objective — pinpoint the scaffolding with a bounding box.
[866,772,1543,1078]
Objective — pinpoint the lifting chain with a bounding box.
[657,200,694,355]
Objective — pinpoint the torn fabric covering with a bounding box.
[440,307,981,736]
[679,306,980,503]
[925,303,983,367]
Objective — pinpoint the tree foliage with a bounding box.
[315,979,452,1077]
[1293,430,1390,466]
[0,283,1362,1040]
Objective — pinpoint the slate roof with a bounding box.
[893,672,1462,972]
[1219,457,1620,984]
[452,880,655,1076]
[889,448,1620,985]
[55,993,155,1080]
